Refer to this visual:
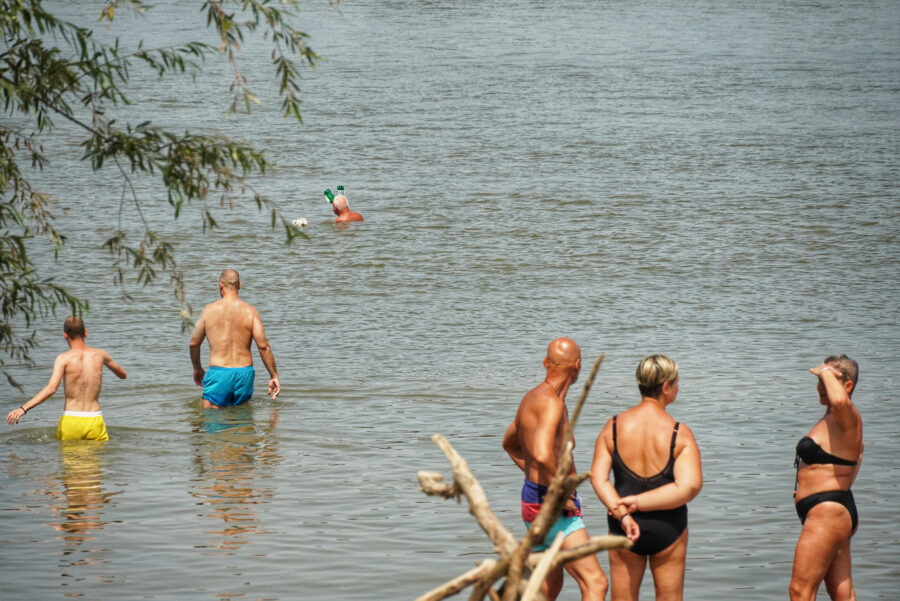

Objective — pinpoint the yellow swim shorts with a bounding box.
[57,411,109,441]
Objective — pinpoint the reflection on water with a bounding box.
[189,405,282,555]
[50,442,120,593]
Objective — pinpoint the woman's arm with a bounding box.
[591,420,640,541]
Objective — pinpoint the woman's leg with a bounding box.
[823,537,856,601]
[608,548,646,601]
[648,528,688,601]
[789,501,853,601]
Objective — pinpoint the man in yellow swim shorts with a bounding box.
[5,317,127,441]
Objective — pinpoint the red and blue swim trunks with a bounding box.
[521,478,585,550]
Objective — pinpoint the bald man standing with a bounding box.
[189,269,280,408]
[332,194,363,223]
[503,338,608,601]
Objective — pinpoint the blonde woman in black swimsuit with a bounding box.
[590,355,702,601]
[791,355,863,601]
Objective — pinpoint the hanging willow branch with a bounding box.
[416,354,632,601]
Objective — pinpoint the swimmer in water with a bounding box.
[332,194,363,223]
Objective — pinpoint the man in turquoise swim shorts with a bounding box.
[189,269,280,408]
[503,338,608,601]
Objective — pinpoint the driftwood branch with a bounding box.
[521,531,564,601]
[429,434,519,556]
[417,353,630,601]
[419,471,462,499]
[527,535,633,571]
[565,352,604,448]
[414,559,499,601]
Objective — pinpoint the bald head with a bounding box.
[545,337,581,369]
[332,195,349,213]
[219,269,240,290]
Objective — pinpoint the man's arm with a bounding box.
[530,396,563,483]
[251,312,279,399]
[6,354,66,425]
[502,420,526,471]
[189,311,207,386]
[103,351,127,379]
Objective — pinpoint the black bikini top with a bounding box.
[794,436,858,468]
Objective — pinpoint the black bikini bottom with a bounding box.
[795,489,858,532]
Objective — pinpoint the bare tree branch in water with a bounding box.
[416,354,632,601]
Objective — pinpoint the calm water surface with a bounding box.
[2,1,899,599]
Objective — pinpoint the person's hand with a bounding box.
[6,407,25,426]
[564,497,580,514]
[267,377,280,400]
[193,367,205,386]
[810,364,840,379]
[620,513,641,543]
[616,495,640,514]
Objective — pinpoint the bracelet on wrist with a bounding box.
[19,406,27,414]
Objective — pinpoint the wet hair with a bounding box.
[636,354,679,398]
[219,269,240,289]
[825,354,859,392]
[63,316,85,339]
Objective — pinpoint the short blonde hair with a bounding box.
[636,354,679,398]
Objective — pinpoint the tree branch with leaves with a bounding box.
[0,0,321,387]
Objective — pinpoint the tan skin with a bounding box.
[189,271,280,408]
[6,330,127,425]
[590,375,702,601]
[332,195,363,223]
[790,363,863,601]
[502,338,608,601]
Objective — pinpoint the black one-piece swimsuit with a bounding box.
[607,416,687,556]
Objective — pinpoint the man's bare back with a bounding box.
[189,269,280,408]
[57,345,125,413]
[509,383,571,485]
[192,297,259,369]
[6,317,126,435]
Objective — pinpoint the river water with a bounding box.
[2,1,898,599]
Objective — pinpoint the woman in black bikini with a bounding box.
[790,355,863,601]
[590,355,702,601]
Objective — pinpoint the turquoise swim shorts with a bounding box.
[202,365,255,407]
[523,514,586,551]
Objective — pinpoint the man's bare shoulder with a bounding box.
[200,298,227,313]
[64,345,109,361]
[56,349,77,365]
[86,345,113,359]
[519,383,562,416]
